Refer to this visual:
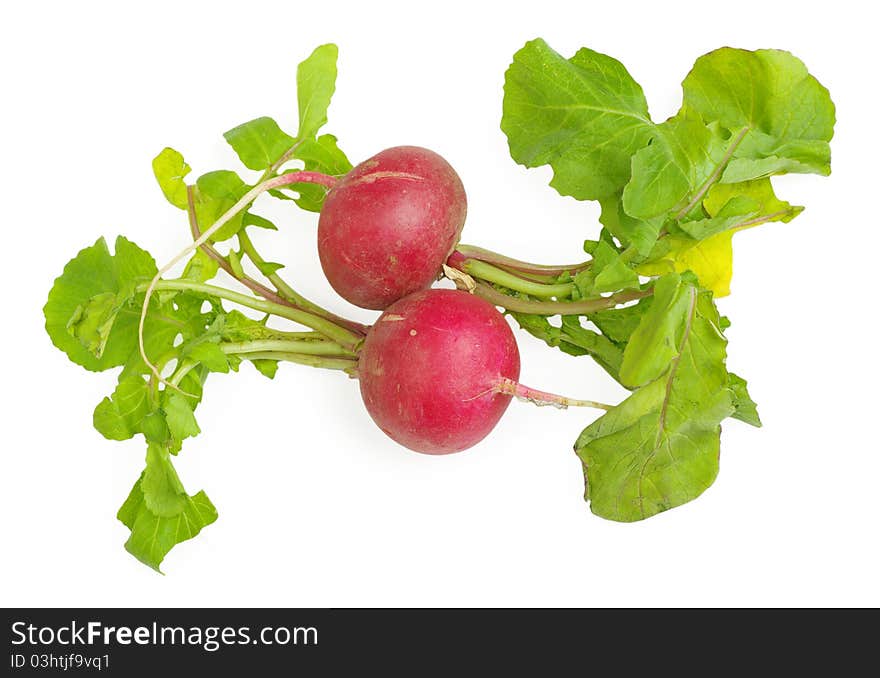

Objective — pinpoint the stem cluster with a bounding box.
[139,169,365,388]
[138,160,656,404]
[446,249,652,315]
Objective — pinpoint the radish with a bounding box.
[358,289,520,454]
[357,289,608,454]
[317,146,467,310]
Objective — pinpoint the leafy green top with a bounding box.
[495,38,833,521]
[502,39,834,292]
[44,44,355,572]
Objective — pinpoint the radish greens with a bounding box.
[43,39,835,569]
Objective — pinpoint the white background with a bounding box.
[2,0,877,607]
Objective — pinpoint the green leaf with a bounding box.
[673,179,800,241]
[177,366,207,404]
[194,170,250,242]
[45,237,157,371]
[251,359,278,379]
[702,178,803,227]
[682,48,835,181]
[255,260,285,276]
[502,38,654,201]
[639,232,735,298]
[66,292,120,358]
[187,341,229,373]
[511,292,658,385]
[117,472,217,573]
[599,194,664,256]
[672,213,756,241]
[510,312,624,380]
[589,298,653,347]
[721,141,830,183]
[182,248,220,283]
[295,133,352,174]
[622,113,728,220]
[278,134,352,212]
[227,249,245,278]
[619,274,692,388]
[45,238,225,380]
[140,411,171,447]
[219,310,271,341]
[636,180,801,297]
[218,310,304,344]
[575,241,640,296]
[729,372,762,427]
[152,147,191,210]
[297,44,339,140]
[575,281,735,521]
[287,184,330,213]
[243,212,278,230]
[223,116,296,171]
[142,443,188,516]
[93,377,151,441]
[162,392,201,442]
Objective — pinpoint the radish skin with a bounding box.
[358,289,519,454]
[318,146,467,310]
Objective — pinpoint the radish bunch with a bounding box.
[271,144,570,451]
[44,40,834,570]
[134,142,586,459]
[316,146,544,454]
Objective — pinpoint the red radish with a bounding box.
[358,289,519,454]
[317,146,467,310]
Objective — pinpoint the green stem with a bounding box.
[141,280,363,350]
[220,339,356,358]
[473,282,652,316]
[168,338,355,385]
[730,209,797,231]
[251,329,331,341]
[455,244,590,275]
[233,351,358,372]
[169,359,198,387]
[493,265,561,284]
[186,186,290,306]
[455,258,575,299]
[263,139,305,178]
[236,230,304,303]
[236,230,367,335]
[138,171,342,387]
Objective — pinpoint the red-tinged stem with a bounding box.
[473,281,652,316]
[265,139,305,176]
[235,351,359,373]
[272,170,339,189]
[497,378,611,410]
[143,280,364,349]
[450,248,653,315]
[186,186,289,304]
[187,186,369,337]
[235,227,370,337]
[447,251,576,299]
[454,244,591,275]
[493,265,560,284]
[139,171,342,389]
